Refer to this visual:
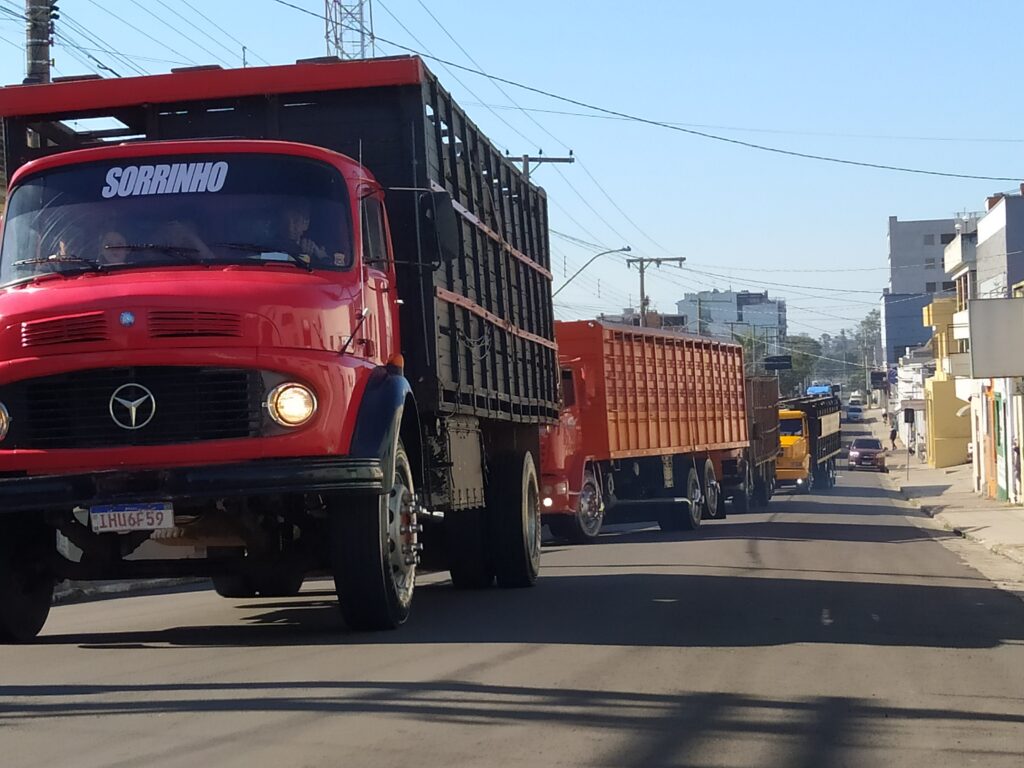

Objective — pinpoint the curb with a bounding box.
[53,578,205,605]
[886,476,1024,567]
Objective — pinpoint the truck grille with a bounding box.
[6,367,263,449]
[21,312,108,348]
[149,311,242,338]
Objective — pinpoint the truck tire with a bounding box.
[212,574,256,599]
[0,518,54,643]
[549,471,603,544]
[702,460,724,519]
[489,450,542,588]
[447,508,495,589]
[732,464,753,513]
[659,468,702,531]
[253,570,306,598]
[329,441,417,630]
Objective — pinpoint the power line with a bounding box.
[127,0,232,67]
[356,34,1023,183]
[463,103,1024,146]
[85,0,198,66]
[178,0,270,65]
[57,10,150,76]
[155,0,244,64]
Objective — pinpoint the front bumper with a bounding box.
[775,467,808,484]
[0,456,384,515]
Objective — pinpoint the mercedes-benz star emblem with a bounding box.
[109,383,157,430]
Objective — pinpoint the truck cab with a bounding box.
[776,408,812,490]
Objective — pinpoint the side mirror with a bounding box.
[421,190,461,267]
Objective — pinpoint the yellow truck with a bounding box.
[776,395,842,493]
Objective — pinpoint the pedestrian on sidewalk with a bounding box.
[889,425,898,451]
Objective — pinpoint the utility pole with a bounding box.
[515,153,574,183]
[25,0,54,85]
[626,256,686,327]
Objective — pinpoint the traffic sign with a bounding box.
[763,355,792,371]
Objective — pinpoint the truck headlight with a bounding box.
[0,402,9,442]
[266,383,317,427]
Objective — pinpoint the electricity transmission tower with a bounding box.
[325,0,375,59]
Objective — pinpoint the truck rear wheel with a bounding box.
[659,468,702,531]
[212,574,255,599]
[329,442,417,630]
[549,471,603,543]
[732,463,753,513]
[0,518,54,643]
[447,508,495,589]
[702,460,724,520]
[489,450,541,588]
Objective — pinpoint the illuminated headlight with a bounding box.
[849,451,860,458]
[796,478,804,485]
[542,497,554,508]
[0,402,8,442]
[266,383,317,427]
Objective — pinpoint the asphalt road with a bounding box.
[4,437,1024,767]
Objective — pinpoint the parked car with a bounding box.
[846,405,863,422]
[848,437,887,472]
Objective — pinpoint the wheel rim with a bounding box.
[577,481,603,536]
[688,474,702,525]
[525,469,541,569]
[704,464,719,516]
[387,453,417,609]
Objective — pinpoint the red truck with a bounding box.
[540,320,754,542]
[0,57,559,641]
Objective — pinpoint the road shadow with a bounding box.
[38,567,1024,651]
[0,680,1021,766]
[902,484,955,499]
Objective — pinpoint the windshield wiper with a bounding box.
[105,244,203,263]
[13,253,103,270]
[211,242,313,272]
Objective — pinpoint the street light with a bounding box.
[552,246,631,298]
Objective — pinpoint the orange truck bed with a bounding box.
[555,320,749,460]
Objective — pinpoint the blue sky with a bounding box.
[0,0,1021,336]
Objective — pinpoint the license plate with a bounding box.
[90,502,175,533]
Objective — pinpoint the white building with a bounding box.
[674,290,787,352]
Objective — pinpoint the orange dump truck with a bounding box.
[540,320,750,542]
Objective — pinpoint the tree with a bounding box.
[778,335,822,395]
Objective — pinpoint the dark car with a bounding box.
[848,437,887,472]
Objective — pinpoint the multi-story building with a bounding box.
[674,290,787,352]
[881,216,957,364]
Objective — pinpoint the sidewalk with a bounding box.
[869,418,1024,567]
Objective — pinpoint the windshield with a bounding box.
[0,153,352,285]
[852,438,882,450]
[780,417,803,436]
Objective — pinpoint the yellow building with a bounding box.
[923,298,971,468]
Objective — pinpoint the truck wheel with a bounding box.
[660,468,703,531]
[253,569,305,598]
[563,471,604,543]
[447,508,495,589]
[489,450,542,588]
[0,518,54,643]
[212,574,256,599]
[732,464,753,514]
[701,460,724,520]
[329,441,417,630]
